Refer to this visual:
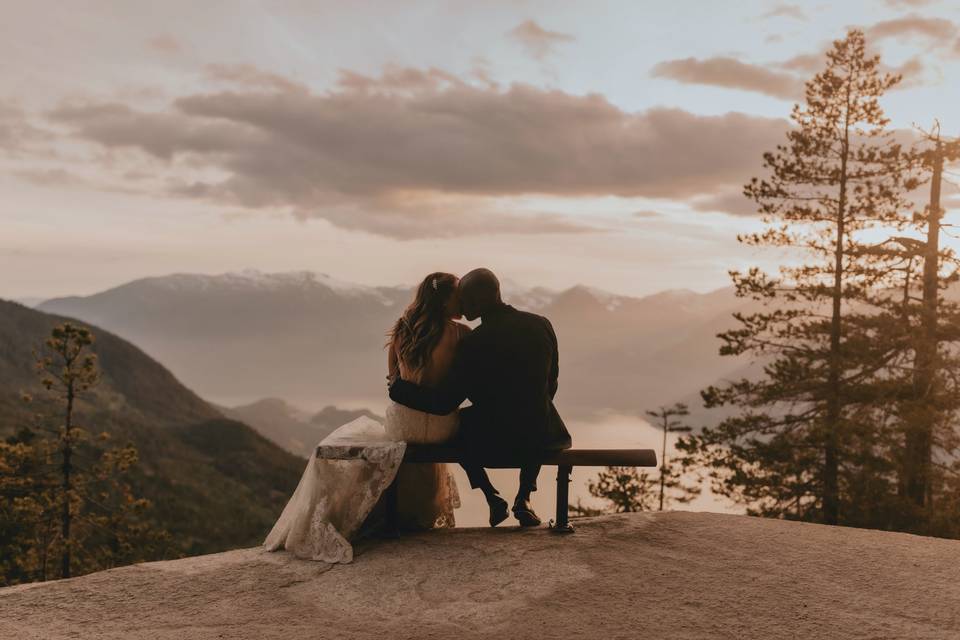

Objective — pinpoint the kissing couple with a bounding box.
[266,268,571,563]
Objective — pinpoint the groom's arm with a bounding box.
[388,340,471,415]
[546,318,559,400]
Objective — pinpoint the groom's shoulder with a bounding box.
[510,308,556,337]
[518,308,554,328]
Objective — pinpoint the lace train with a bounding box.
[264,413,460,563]
[264,417,406,563]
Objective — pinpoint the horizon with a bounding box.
[4,266,735,303]
[4,1,960,299]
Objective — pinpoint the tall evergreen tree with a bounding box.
[868,130,960,534]
[36,323,100,578]
[682,30,916,525]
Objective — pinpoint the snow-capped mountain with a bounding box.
[38,271,748,419]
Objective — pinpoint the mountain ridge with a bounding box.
[0,299,302,558]
[37,270,746,418]
[218,398,382,457]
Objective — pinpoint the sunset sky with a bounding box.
[2,0,959,300]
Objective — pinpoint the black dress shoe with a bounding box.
[488,495,509,527]
[512,497,542,527]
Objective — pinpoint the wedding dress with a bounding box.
[264,407,460,564]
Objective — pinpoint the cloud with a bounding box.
[507,20,574,61]
[10,165,153,196]
[204,63,308,94]
[12,167,88,187]
[777,52,822,73]
[335,65,465,93]
[760,4,807,20]
[883,0,936,8]
[689,190,757,217]
[146,34,181,54]
[651,57,804,100]
[891,56,927,87]
[0,101,51,155]
[309,196,599,239]
[866,14,957,47]
[46,66,788,237]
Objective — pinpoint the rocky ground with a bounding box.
[2,511,958,639]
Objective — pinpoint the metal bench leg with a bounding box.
[551,464,575,534]
[382,474,400,538]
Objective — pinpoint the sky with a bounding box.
[2,0,960,299]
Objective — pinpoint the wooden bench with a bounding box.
[319,444,658,534]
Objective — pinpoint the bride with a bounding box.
[264,272,465,563]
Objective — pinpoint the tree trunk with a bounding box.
[61,380,74,579]
[904,141,943,509]
[823,97,852,526]
[659,419,667,512]
[824,217,843,525]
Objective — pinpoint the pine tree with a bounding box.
[587,466,658,512]
[868,129,960,534]
[0,323,172,585]
[646,403,700,510]
[684,30,916,525]
[587,403,700,514]
[35,323,100,578]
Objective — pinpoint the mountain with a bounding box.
[310,405,382,431]
[38,270,752,418]
[3,512,958,639]
[12,297,43,308]
[537,285,753,417]
[39,270,408,411]
[219,398,382,457]
[0,299,302,556]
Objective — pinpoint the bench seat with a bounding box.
[319,442,658,533]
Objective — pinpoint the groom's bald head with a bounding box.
[459,268,502,321]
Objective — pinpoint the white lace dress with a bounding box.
[264,408,460,564]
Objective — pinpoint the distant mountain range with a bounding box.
[218,398,381,457]
[0,299,303,556]
[37,270,754,421]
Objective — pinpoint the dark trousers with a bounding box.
[456,408,541,496]
[462,461,541,495]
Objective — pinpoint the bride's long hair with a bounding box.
[388,272,459,374]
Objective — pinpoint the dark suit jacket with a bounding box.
[388,304,571,457]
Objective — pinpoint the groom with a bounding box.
[388,268,571,527]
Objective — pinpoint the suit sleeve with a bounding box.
[388,337,471,415]
[387,339,399,379]
[546,318,559,400]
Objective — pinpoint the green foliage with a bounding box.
[0,324,173,585]
[647,403,700,510]
[680,31,960,537]
[588,466,657,513]
[683,30,917,526]
[0,302,303,584]
[587,402,701,514]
